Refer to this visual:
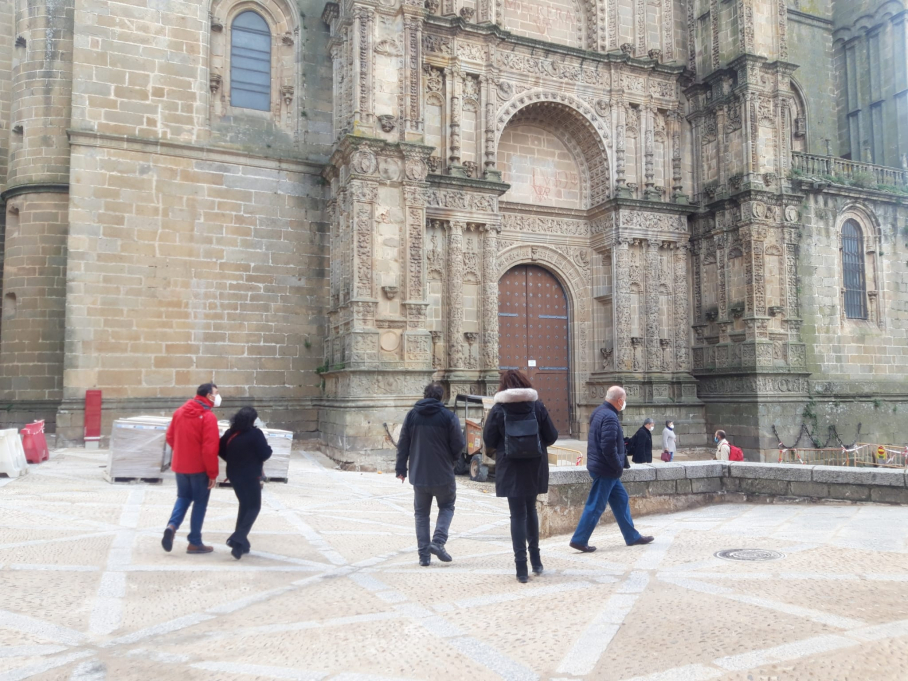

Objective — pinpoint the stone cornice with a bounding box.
[1,182,69,203]
[67,130,325,174]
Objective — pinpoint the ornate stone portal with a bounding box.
[317,0,829,467]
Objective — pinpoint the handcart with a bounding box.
[453,394,495,482]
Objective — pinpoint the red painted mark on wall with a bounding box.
[531,167,579,199]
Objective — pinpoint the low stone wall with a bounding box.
[539,460,908,538]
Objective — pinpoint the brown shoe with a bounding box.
[630,536,654,546]
[187,544,214,554]
[569,541,597,553]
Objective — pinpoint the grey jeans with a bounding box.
[413,481,457,558]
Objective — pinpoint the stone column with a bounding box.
[481,225,500,372]
[447,221,465,368]
[447,68,461,168]
[670,111,684,200]
[352,7,374,125]
[674,243,690,371]
[403,16,423,133]
[644,108,656,196]
[615,105,628,194]
[614,239,632,370]
[645,240,661,371]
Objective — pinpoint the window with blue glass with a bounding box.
[842,219,867,320]
[231,11,271,111]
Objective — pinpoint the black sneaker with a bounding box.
[429,543,452,562]
[419,556,430,567]
[161,526,175,552]
[231,545,243,560]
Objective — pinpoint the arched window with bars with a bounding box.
[230,11,271,111]
[842,219,867,320]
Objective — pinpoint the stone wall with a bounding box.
[539,459,908,536]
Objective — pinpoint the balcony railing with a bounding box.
[791,152,908,189]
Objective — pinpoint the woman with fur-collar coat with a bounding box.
[483,370,558,582]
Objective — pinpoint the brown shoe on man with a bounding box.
[630,536,655,546]
[569,541,597,553]
[187,544,214,554]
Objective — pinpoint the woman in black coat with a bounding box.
[627,418,655,464]
[219,406,272,560]
[482,370,558,583]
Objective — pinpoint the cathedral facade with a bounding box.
[0,0,906,466]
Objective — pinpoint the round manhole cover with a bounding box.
[715,548,785,562]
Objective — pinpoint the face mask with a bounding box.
[620,399,626,412]
[646,425,653,431]
[213,394,222,408]
[668,424,674,430]
[714,436,719,443]
[254,417,264,429]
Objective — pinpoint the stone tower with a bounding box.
[1,0,74,429]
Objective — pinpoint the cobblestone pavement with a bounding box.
[1,449,907,681]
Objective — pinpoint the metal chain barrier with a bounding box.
[772,422,862,450]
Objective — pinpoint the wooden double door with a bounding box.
[498,265,571,434]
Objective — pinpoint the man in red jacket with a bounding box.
[161,383,221,554]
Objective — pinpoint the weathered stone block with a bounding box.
[730,462,813,481]
[739,478,791,496]
[692,477,722,494]
[623,465,657,482]
[653,464,687,480]
[870,487,908,505]
[827,484,872,501]
[623,482,648,497]
[685,461,726,478]
[647,480,678,496]
[675,479,693,494]
[788,481,831,498]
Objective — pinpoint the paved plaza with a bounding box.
[1,449,907,681]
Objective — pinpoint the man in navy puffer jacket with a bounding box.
[569,385,654,552]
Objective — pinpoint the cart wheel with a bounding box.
[469,454,488,482]
[454,454,469,476]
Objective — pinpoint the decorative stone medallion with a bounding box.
[715,548,785,562]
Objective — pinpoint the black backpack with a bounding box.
[503,409,543,459]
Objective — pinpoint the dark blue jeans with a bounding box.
[167,472,211,546]
[571,476,642,547]
[413,482,456,559]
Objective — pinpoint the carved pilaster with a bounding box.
[674,243,690,371]
[615,105,628,195]
[645,240,661,371]
[406,206,425,302]
[403,16,423,133]
[447,221,466,368]
[615,239,632,370]
[447,68,461,167]
[481,225,499,370]
[644,109,655,192]
[354,199,375,299]
[353,7,374,125]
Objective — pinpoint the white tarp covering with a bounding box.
[0,428,28,478]
[106,415,293,482]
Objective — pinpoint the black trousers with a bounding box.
[413,481,456,559]
[506,495,539,566]
[228,471,262,553]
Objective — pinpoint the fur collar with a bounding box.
[494,388,538,404]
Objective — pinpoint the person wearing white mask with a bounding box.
[569,385,654,552]
[162,382,222,555]
[627,417,655,464]
[662,420,677,462]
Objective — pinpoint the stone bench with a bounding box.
[538,460,908,538]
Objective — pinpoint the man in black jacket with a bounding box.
[396,383,466,566]
[569,386,654,552]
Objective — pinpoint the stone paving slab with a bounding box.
[1,448,907,681]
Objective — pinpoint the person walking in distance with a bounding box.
[483,371,558,583]
[396,383,466,566]
[162,383,221,554]
[569,386,654,552]
[627,418,654,464]
[219,406,272,560]
[662,420,677,462]
[714,429,730,461]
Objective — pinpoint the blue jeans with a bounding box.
[167,472,211,546]
[571,476,642,547]
[414,482,456,559]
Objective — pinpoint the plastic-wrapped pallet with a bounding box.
[0,428,28,478]
[214,423,293,484]
[106,416,172,481]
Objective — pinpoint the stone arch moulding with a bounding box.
[208,0,301,132]
[496,244,592,418]
[495,93,612,205]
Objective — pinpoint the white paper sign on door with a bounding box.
[528,360,537,367]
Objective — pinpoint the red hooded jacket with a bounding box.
[166,396,220,479]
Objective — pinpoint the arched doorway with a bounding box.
[498,265,571,434]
